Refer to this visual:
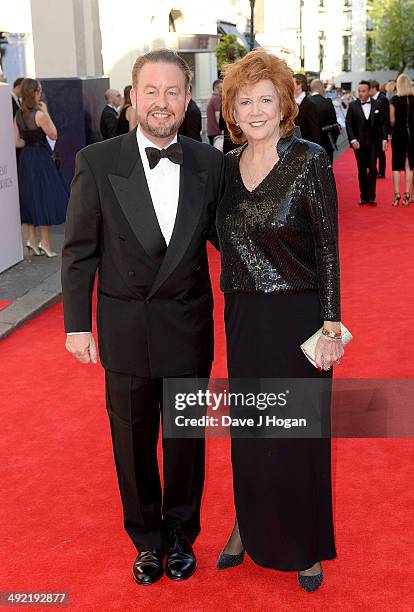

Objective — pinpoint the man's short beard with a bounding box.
[138,110,185,139]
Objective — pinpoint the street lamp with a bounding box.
[249,0,255,51]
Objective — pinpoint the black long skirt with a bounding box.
[224,291,337,571]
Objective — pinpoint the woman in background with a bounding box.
[389,73,414,206]
[116,85,137,135]
[14,78,68,257]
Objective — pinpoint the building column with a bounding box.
[30,0,103,78]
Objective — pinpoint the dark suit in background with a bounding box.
[12,95,20,118]
[308,94,339,162]
[178,99,202,141]
[12,95,21,164]
[62,129,223,551]
[100,105,118,140]
[372,91,390,176]
[346,98,387,203]
[295,95,319,144]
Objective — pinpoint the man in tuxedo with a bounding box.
[293,73,319,143]
[346,80,388,205]
[11,78,24,164]
[308,79,340,163]
[11,77,23,117]
[100,88,121,140]
[62,49,223,585]
[369,79,391,178]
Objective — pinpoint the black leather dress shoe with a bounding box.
[132,550,164,585]
[165,528,196,580]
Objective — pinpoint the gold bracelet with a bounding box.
[322,328,342,339]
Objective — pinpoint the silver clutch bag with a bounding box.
[300,323,353,368]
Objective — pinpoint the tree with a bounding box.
[368,0,414,74]
[215,34,246,73]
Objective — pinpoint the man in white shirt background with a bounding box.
[100,88,122,140]
[62,49,223,586]
[345,80,388,205]
[293,73,319,144]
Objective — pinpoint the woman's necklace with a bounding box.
[245,164,258,190]
[242,144,279,191]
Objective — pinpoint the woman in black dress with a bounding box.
[116,85,137,135]
[14,78,68,257]
[216,49,345,592]
[390,73,414,206]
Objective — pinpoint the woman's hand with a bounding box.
[38,101,49,115]
[315,335,344,371]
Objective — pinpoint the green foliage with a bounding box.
[215,34,247,72]
[368,0,414,74]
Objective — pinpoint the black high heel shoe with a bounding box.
[216,548,245,569]
[402,192,411,207]
[392,193,401,207]
[298,566,323,592]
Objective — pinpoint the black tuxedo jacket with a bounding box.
[62,130,224,377]
[295,95,320,143]
[345,98,387,147]
[375,91,391,135]
[307,94,338,152]
[12,96,20,118]
[100,105,118,140]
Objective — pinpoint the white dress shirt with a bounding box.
[295,91,306,105]
[67,125,181,335]
[136,124,180,247]
[361,99,371,120]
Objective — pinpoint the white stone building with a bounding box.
[257,0,413,91]
[1,0,412,97]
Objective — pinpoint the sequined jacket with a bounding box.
[216,133,341,321]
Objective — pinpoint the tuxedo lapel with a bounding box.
[108,129,167,259]
[357,100,367,123]
[147,137,208,299]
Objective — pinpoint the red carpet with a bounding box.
[0,148,413,611]
[0,301,11,311]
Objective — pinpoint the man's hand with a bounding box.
[351,140,360,150]
[382,140,388,152]
[65,332,98,364]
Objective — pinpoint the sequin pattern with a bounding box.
[216,134,341,321]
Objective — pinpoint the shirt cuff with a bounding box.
[67,331,91,335]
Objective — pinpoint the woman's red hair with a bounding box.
[222,49,298,144]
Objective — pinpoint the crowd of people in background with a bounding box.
[9,68,414,261]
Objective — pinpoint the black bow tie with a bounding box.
[145,142,183,169]
[361,100,371,105]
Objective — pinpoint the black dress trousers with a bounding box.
[105,366,211,551]
[354,144,377,201]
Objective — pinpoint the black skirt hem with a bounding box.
[244,547,337,572]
